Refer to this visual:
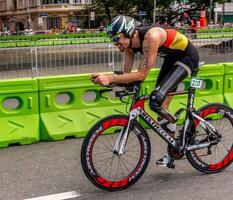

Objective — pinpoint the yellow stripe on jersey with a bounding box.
[169,32,188,51]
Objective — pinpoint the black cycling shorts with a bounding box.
[156,41,199,89]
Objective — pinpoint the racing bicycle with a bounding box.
[81,70,233,191]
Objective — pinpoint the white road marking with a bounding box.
[24,191,81,200]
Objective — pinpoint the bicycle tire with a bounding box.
[186,103,233,173]
[81,114,151,191]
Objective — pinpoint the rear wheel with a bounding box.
[186,103,233,173]
[81,115,151,191]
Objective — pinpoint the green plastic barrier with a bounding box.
[0,79,39,148]
[38,74,127,141]
[195,64,224,106]
[222,63,233,107]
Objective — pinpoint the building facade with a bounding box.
[214,2,233,24]
[0,0,92,32]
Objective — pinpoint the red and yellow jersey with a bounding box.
[163,29,188,51]
[132,27,190,57]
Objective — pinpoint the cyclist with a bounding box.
[91,15,199,167]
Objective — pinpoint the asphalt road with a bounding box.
[0,129,233,200]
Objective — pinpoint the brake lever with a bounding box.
[115,91,130,104]
[99,88,113,100]
[120,96,128,104]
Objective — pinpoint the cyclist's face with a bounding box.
[112,35,130,52]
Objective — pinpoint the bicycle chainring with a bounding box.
[167,145,184,159]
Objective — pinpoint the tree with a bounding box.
[89,0,136,19]
[87,0,229,26]
[89,0,174,22]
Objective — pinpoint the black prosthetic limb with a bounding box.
[149,65,189,123]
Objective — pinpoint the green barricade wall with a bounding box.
[195,64,224,106]
[222,63,233,107]
[0,79,39,147]
[0,63,227,147]
[38,74,127,141]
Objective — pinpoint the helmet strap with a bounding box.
[129,38,132,49]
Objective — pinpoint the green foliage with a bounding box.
[90,0,136,16]
[197,28,233,33]
[186,0,227,8]
[89,0,230,22]
[0,33,108,41]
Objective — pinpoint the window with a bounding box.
[29,0,37,7]
[41,0,92,4]
[41,0,69,5]
[13,0,17,10]
[46,17,62,30]
[74,0,92,3]
[74,0,81,3]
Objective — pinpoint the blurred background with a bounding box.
[0,0,232,79]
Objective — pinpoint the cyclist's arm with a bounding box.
[92,34,160,86]
[108,35,159,84]
[123,49,135,73]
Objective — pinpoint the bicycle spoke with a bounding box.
[94,155,116,175]
[93,152,112,157]
[219,140,232,151]
[208,145,217,164]
[94,146,113,154]
[126,142,140,151]
[120,156,138,169]
[96,139,113,152]
[107,154,117,179]
[124,153,140,160]
[115,157,120,180]
[216,145,222,163]
[102,135,114,150]
[118,157,132,174]
[118,157,126,178]
[125,133,138,146]
[94,154,115,165]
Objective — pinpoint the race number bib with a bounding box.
[190,77,204,89]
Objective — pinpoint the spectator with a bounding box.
[2,24,8,36]
[69,23,76,33]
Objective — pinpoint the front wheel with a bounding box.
[81,115,151,191]
[186,103,233,173]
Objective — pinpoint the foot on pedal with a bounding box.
[156,155,175,169]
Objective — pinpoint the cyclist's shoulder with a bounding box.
[142,27,166,43]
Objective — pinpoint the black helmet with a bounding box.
[107,15,142,38]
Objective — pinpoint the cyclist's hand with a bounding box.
[91,73,99,83]
[91,73,111,86]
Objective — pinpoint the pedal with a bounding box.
[167,160,175,169]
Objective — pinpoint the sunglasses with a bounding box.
[111,33,123,43]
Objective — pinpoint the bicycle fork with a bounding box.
[113,111,138,156]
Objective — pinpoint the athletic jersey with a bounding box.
[132,27,189,57]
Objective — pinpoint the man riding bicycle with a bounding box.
[91,15,199,167]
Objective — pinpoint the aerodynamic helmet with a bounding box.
[106,15,141,38]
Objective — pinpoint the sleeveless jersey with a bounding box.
[132,27,189,57]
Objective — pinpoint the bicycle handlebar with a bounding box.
[98,81,142,100]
